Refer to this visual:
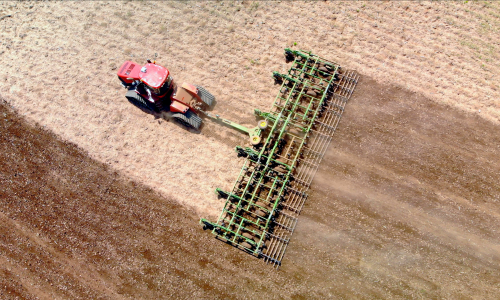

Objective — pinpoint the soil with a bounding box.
[1,1,500,299]
[1,74,499,299]
[1,1,499,218]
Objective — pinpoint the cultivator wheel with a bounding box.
[258,120,268,130]
[196,86,215,108]
[172,110,202,130]
[250,136,261,145]
[125,90,158,112]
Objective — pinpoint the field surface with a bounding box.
[0,1,499,299]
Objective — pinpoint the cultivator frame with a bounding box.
[201,49,359,268]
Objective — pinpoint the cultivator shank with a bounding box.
[201,49,359,267]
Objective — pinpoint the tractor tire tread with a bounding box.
[125,90,157,112]
[196,85,215,108]
[172,110,202,130]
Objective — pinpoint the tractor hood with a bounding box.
[117,61,142,83]
[138,63,170,89]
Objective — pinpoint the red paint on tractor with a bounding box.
[117,61,141,84]
[181,82,198,95]
[139,63,170,89]
[170,101,189,113]
[171,84,198,106]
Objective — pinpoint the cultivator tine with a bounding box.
[200,49,358,268]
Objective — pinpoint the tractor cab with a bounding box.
[118,59,215,131]
[138,63,172,96]
[117,61,173,96]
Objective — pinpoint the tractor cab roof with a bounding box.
[139,63,170,89]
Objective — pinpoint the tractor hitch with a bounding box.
[199,110,268,146]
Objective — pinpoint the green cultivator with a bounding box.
[200,49,359,267]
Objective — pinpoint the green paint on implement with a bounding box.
[200,49,359,268]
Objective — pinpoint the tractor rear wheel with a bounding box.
[172,110,202,130]
[196,85,215,108]
[125,90,158,112]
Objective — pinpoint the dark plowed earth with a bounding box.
[1,73,500,299]
[0,98,280,299]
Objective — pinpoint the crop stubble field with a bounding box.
[0,1,499,299]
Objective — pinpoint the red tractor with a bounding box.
[117,59,214,130]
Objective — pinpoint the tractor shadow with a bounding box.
[127,102,200,134]
[126,97,219,134]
